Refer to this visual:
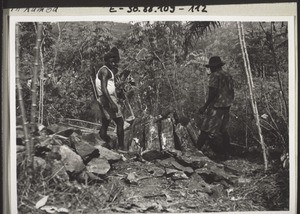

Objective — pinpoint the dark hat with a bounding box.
[104,47,120,62]
[205,56,225,68]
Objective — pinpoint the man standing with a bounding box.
[95,47,125,151]
[197,56,234,159]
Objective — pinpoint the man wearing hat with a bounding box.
[95,47,125,151]
[197,56,234,159]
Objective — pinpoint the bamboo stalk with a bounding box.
[38,39,45,124]
[238,22,268,171]
[16,23,33,169]
[30,22,43,132]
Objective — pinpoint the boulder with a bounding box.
[58,145,85,174]
[124,116,147,150]
[160,118,175,151]
[157,157,176,168]
[144,116,160,151]
[94,145,122,161]
[141,150,169,162]
[171,160,194,174]
[174,124,195,152]
[186,121,200,146]
[87,158,111,175]
[69,134,99,164]
[46,124,77,136]
[176,150,210,169]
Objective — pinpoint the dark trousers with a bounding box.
[197,106,231,155]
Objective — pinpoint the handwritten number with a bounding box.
[202,5,207,13]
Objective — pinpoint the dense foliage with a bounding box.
[17,21,289,158]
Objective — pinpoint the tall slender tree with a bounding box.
[16,23,33,169]
[238,22,268,171]
[30,22,43,131]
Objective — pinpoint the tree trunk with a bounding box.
[30,22,43,131]
[16,23,33,169]
[237,22,268,171]
[38,42,45,124]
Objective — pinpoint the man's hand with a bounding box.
[198,106,207,114]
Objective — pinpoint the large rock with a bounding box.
[174,124,195,152]
[160,118,175,151]
[144,116,160,151]
[58,145,85,174]
[46,124,78,137]
[69,134,99,164]
[186,121,199,146]
[87,158,111,175]
[171,160,194,174]
[176,150,210,169]
[141,150,169,162]
[124,116,147,150]
[157,157,176,169]
[94,145,122,162]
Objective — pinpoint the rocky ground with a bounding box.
[16,120,289,213]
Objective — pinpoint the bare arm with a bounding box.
[98,68,118,111]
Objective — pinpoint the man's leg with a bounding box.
[113,117,125,150]
[99,117,112,143]
[220,108,231,157]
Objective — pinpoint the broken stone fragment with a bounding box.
[176,151,210,169]
[141,150,169,162]
[195,162,237,184]
[165,168,179,175]
[58,145,85,174]
[171,160,194,174]
[94,145,122,161]
[158,157,176,168]
[124,172,139,184]
[171,171,189,180]
[87,158,111,175]
[46,124,77,136]
[69,134,99,164]
[147,166,165,177]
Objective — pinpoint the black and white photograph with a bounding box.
[6,4,297,213]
